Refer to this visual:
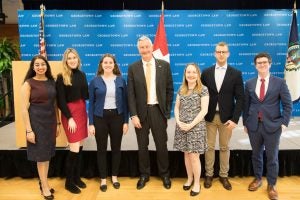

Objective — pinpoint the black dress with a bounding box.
[27,78,57,162]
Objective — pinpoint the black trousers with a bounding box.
[135,105,170,178]
[94,109,123,178]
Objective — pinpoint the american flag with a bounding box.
[39,4,47,58]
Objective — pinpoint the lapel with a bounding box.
[219,66,232,92]
[250,77,260,101]
[208,66,218,92]
[264,75,273,100]
[155,59,162,87]
[137,60,147,90]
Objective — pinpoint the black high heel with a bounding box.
[42,194,54,200]
[112,182,120,189]
[190,185,201,197]
[111,177,120,189]
[183,180,194,191]
[39,180,55,194]
[100,184,107,192]
[190,190,200,196]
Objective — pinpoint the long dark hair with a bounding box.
[96,53,121,76]
[23,55,54,82]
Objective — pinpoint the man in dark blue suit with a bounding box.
[243,52,292,200]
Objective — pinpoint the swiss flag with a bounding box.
[153,13,170,63]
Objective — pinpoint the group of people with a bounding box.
[21,37,292,200]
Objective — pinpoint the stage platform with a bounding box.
[0,118,300,178]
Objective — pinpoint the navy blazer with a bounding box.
[201,65,244,124]
[243,75,292,133]
[88,76,129,124]
[127,58,174,121]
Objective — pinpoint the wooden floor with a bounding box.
[0,176,300,200]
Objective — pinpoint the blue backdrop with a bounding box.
[18,10,300,116]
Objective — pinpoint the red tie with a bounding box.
[259,78,265,101]
[258,78,265,120]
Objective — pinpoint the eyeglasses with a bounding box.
[215,51,228,54]
[256,61,269,65]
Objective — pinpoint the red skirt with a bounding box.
[61,99,88,143]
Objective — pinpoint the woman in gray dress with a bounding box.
[21,55,59,200]
[174,63,209,197]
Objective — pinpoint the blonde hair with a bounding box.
[61,48,82,86]
[215,41,229,51]
[179,63,203,95]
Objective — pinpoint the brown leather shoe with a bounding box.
[219,177,232,190]
[267,185,278,200]
[248,178,262,191]
[204,176,213,188]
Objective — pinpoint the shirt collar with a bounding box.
[142,58,155,66]
[258,74,270,81]
[215,63,227,69]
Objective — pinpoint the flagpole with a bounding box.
[39,4,47,58]
[40,4,45,17]
[161,1,164,14]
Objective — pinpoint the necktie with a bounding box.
[259,78,265,101]
[145,62,152,103]
[258,78,265,120]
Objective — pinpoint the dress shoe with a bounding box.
[42,194,54,200]
[162,176,171,189]
[267,185,278,200]
[190,186,201,197]
[219,177,232,190]
[204,176,213,188]
[74,178,86,189]
[65,181,81,194]
[183,183,193,190]
[136,176,149,190]
[39,180,55,194]
[248,178,262,191]
[113,182,120,189]
[100,184,107,192]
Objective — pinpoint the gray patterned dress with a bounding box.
[173,86,208,154]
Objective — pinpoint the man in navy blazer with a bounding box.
[127,36,174,190]
[243,52,292,200]
[201,42,244,191]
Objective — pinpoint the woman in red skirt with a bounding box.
[56,48,89,194]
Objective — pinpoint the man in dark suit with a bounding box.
[201,42,244,191]
[127,36,174,190]
[243,52,292,200]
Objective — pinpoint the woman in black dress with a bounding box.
[21,55,59,200]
